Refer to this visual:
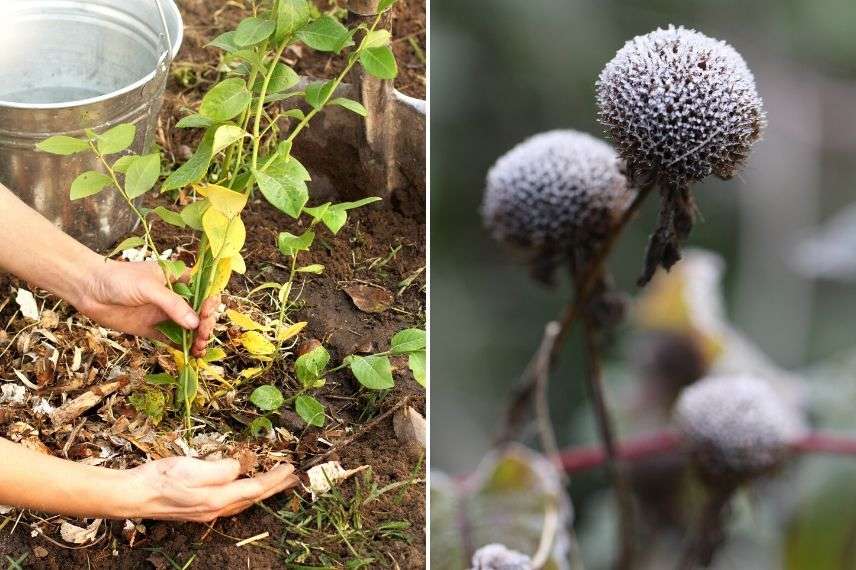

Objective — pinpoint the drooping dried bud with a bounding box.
[470,543,533,570]
[481,130,631,284]
[674,374,804,484]
[597,25,765,285]
[596,25,764,185]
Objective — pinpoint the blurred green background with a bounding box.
[431,0,856,567]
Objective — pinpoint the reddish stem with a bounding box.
[791,432,856,456]
[557,430,683,474]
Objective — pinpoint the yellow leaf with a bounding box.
[227,309,265,331]
[196,183,248,218]
[203,347,227,362]
[240,367,264,379]
[239,331,276,356]
[169,347,185,369]
[206,257,233,297]
[203,208,245,258]
[277,321,307,341]
[231,253,246,275]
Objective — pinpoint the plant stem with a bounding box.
[583,316,636,570]
[498,181,656,445]
[676,485,735,570]
[251,42,290,173]
[556,431,682,474]
[531,322,565,482]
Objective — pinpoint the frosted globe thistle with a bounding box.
[597,26,765,285]
[470,544,533,570]
[674,374,805,483]
[596,25,765,185]
[481,130,631,284]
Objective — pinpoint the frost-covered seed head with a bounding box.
[482,130,630,261]
[597,25,765,184]
[470,544,533,570]
[675,374,804,482]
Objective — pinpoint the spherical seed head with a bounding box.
[675,374,804,482]
[596,25,765,184]
[482,130,631,261]
[470,544,533,570]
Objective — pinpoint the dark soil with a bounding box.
[0,1,425,568]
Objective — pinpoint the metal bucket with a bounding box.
[0,0,183,251]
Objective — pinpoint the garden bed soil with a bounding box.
[0,0,426,567]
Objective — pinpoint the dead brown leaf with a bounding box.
[343,284,394,313]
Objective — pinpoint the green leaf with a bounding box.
[304,80,336,110]
[124,153,161,199]
[275,0,311,42]
[295,345,330,388]
[277,230,315,257]
[174,283,193,299]
[391,328,426,354]
[35,135,89,155]
[146,373,178,386]
[249,385,284,411]
[331,97,367,116]
[212,124,246,155]
[180,199,208,231]
[409,350,426,387]
[255,169,308,218]
[378,0,397,13]
[359,46,398,79]
[107,235,146,258]
[200,78,252,122]
[155,320,185,345]
[112,155,135,173]
[234,17,276,47]
[97,124,136,155]
[297,15,351,52]
[203,347,227,362]
[175,366,198,406]
[176,114,213,129]
[151,206,186,228]
[349,355,394,390]
[70,171,113,200]
[249,416,274,437]
[162,129,215,191]
[207,31,240,52]
[362,29,391,49]
[308,197,381,234]
[256,63,299,94]
[160,260,187,282]
[295,394,326,427]
[296,264,324,274]
[129,389,166,425]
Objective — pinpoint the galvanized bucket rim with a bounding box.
[0,0,184,111]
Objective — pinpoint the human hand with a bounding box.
[120,457,299,522]
[76,259,218,357]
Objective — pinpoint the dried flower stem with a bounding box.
[498,180,656,443]
[557,430,682,473]
[583,315,636,570]
[676,485,735,570]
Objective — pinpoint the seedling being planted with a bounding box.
[35,0,402,432]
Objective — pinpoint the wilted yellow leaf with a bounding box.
[206,257,233,297]
[203,208,245,258]
[196,183,247,218]
[240,367,265,379]
[277,321,307,341]
[168,347,185,369]
[231,253,246,275]
[203,347,227,362]
[239,331,276,356]
[227,309,265,331]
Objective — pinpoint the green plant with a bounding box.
[332,327,427,390]
[36,0,401,432]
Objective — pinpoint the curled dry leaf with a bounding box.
[50,379,128,426]
[60,519,102,544]
[15,288,40,321]
[343,284,394,313]
[393,406,426,457]
[307,461,369,501]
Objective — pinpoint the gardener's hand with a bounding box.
[77,259,218,357]
[122,457,299,522]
